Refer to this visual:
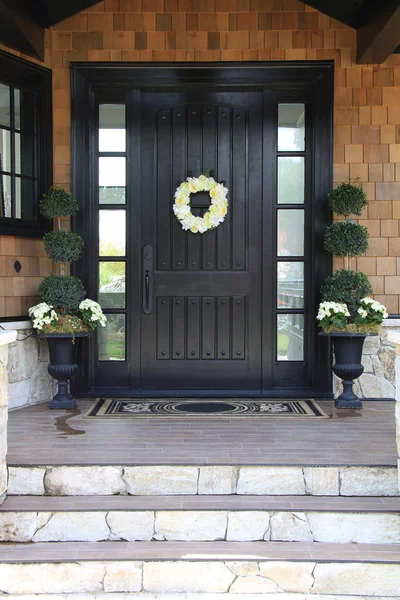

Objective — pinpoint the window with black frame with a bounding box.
[0,51,52,236]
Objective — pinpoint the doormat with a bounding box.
[85,398,328,418]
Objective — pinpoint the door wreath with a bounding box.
[173,174,228,234]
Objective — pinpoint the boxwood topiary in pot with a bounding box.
[29,187,107,409]
[317,179,387,409]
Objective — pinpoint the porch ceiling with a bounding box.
[0,0,399,64]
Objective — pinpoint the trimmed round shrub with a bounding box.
[44,230,84,264]
[40,187,79,219]
[328,181,368,217]
[321,269,372,317]
[38,274,86,313]
[324,221,369,257]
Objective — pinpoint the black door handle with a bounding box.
[143,245,153,315]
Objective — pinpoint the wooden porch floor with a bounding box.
[7,400,397,467]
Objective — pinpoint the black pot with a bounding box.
[38,333,90,410]
[320,332,367,409]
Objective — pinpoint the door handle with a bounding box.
[143,245,153,315]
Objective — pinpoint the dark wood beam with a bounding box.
[0,0,44,60]
[45,0,101,27]
[357,1,400,64]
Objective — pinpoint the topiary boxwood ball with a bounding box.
[324,221,369,257]
[40,187,79,219]
[328,181,367,217]
[321,269,372,317]
[38,274,86,313]
[44,230,84,264]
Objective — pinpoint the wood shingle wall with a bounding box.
[0,0,400,317]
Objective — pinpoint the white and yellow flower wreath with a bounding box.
[173,174,228,234]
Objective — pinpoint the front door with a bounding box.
[140,91,262,390]
[72,63,333,397]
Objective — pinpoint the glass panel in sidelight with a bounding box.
[278,104,305,152]
[99,105,126,152]
[14,88,20,129]
[0,84,10,128]
[277,314,304,361]
[99,262,126,309]
[277,209,304,257]
[99,156,126,204]
[277,262,304,309]
[98,314,126,361]
[99,209,126,257]
[278,157,304,204]
[0,173,12,217]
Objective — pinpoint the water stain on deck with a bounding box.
[55,409,85,437]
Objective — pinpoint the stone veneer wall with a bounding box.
[343,319,400,399]
[1,322,54,411]
[0,329,17,502]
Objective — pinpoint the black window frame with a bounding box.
[0,50,52,237]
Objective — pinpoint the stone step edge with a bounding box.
[7,464,400,497]
[1,549,400,597]
[2,494,400,512]
[2,595,399,600]
[3,505,400,544]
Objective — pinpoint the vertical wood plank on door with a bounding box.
[187,105,202,271]
[232,108,246,271]
[156,296,171,360]
[157,109,172,271]
[202,296,215,359]
[217,107,231,271]
[202,104,217,271]
[187,296,200,359]
[172,296,185,359]
[232,295,246,360]
[217,296,230,360]
[172,106,187,271]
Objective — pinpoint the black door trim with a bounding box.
[71,62,333,398]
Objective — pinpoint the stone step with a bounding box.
[2,495,400,543]
[7,463,400,497]
[0,541,399,596]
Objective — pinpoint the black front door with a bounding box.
[140,91,262,390]
[72,63,333,397]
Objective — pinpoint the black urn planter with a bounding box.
[319,332,369,409]
[38,333,90,409]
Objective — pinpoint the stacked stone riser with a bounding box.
[2,508,400,544]
[0,560,400,596]
[7,464,400,496]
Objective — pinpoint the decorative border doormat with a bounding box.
[85,398,328,418]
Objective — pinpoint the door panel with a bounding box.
[140,91,263,390]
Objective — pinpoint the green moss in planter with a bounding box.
[43,230,84,264]
[321,269,372,317]
[40,187,79,219]
[322,323,381,335]
[39,274,86,313]
[328,181,367,217]
[324,221,369,257]
[41,314,90,335]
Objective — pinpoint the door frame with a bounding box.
[71,61,334,398]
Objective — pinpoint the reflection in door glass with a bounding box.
[99,105,126,152]
[99,262,126,309]
[277,314,304,361]
[278,157,304,204]
[278,104,305,151]
[277,262,304,309]
[99,210,126,256]
[277,210,304,257]
[98,314,126,361]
